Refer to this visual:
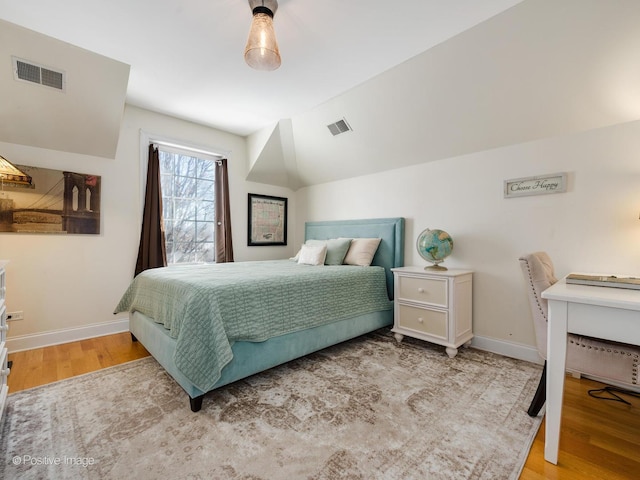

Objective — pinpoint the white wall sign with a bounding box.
[504,172,567,198]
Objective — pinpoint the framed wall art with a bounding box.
[0,160,101,234]
[504,172,567,198]
[248,193,287,246]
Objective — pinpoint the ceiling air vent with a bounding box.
[12,56,65,91]
[327,118,352,136]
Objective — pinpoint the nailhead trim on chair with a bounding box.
[569,338,639,384]
[522,259,547,321]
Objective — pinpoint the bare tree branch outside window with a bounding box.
[159,150,216,263]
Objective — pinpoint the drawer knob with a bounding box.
[417,317,424,323]
[417,288,425,293]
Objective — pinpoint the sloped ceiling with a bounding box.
[249,0,640,188]
[0,20,129,159]
[247,119,300,190]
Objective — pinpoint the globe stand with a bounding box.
[425,262,447,271]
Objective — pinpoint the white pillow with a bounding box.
[343,238,381,266]
[297,244,327,266]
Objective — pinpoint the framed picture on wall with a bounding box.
[0,160,101,235]
[503,172,567,198]
[248,193,287,246]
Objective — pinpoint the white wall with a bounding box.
[295,120,640,360]
[0,105,294,350]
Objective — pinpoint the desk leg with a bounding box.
[545,299,568,465]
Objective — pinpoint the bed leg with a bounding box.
[190,395,204,412]
[130,332,138,342]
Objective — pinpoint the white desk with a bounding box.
[541,279,640,464]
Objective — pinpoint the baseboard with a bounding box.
[470,335,543,365]
[6,317,130,353]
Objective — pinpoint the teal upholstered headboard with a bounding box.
[304,217,405,299]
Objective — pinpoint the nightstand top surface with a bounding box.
[392,266,473,277]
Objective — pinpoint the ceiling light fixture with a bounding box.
[244,0,281,71]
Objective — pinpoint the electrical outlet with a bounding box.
[7,311,23,321]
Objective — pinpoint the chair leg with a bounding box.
[527,361,546,417]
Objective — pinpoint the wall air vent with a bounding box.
[12,56,65,91]
[327,118,352,136]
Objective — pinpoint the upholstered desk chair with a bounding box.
[519,252,640,417]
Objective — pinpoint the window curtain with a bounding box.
[135,145,167,276]
[215,158,234,263]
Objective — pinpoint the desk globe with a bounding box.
[416,228,453,270]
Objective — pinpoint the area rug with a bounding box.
[0,330,543,479]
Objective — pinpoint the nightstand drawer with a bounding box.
[397,275,447,307]
[0,345,8,378]
[0,304,5,343]
[397,304,447,338]
[0,262,8,424]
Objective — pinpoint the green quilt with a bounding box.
[114,260,392,392]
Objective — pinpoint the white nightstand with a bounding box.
[391,266,473,358]
[0,261,9,421]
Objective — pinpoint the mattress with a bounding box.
[115,260,392,391]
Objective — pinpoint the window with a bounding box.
[158,146,218,264]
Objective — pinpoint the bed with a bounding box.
[115,217,404,411]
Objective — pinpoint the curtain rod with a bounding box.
[151,139,224,159]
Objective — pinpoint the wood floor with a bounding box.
[7,332,149,391]
[7,334,640,479]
